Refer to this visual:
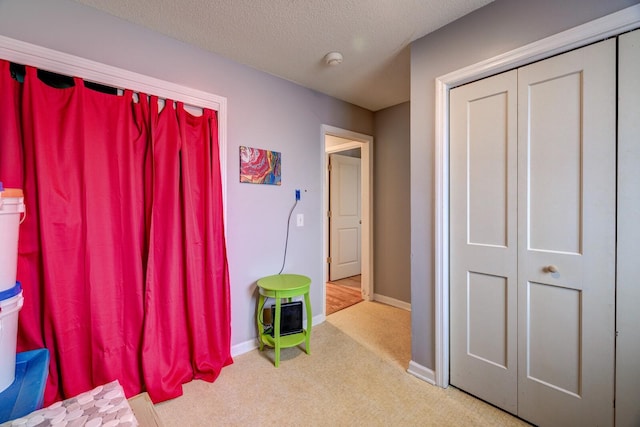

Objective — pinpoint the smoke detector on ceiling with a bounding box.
[324,52,343,66]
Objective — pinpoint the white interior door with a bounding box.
[450,39,616,426]
[450,69,518,413]
[516,38,616,427]
[329,154,361,281]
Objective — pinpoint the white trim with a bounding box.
[312,314,327,327]
[373,294,411,311]
[434,72,451,389]
[231,339,257,357]
[407,361,436,385]
[0,34,228,225]
[321,125,374,315]
[435,5,640,91]
[434,4,640,389]
[325,141,362,153]
[0,35,225,110]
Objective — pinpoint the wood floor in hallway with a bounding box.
[326,275,362,315]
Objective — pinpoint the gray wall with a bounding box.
[0,0,374,350]
[373,102,411,303]
[409,0,639,370]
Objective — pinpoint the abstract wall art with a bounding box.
[239,146,282,185]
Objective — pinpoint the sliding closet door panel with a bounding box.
[450,70,518,414]
[517,39,616,427]
[616,28,640,427]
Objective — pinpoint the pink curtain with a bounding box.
[0,60,232,404]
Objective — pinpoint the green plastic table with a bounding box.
[256,274,312,367]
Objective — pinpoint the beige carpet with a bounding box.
[154,301,529,426]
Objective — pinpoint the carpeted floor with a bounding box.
[154,301,529,426]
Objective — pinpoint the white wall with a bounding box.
[409,0,639,371]
[0,0,374,351]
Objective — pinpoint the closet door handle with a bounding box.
[546,265,559,273]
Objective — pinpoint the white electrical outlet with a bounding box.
[296,213,304,227]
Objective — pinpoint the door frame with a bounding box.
[321,125,373,316]
[433,5,640,388]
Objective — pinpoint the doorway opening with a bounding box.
[321,125,373,317]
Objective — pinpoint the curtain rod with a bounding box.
[0,35,225,112]
[8,61,205,114]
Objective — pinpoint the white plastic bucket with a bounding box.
[0,283,24,393]
[0,186,25,293]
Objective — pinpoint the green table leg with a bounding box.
[274,297,281,367]
[257,294,265,351]
[304,291,312,354]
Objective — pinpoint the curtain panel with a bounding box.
[0,59,232,404]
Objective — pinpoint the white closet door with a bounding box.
[517,38,616,427]
[450,70,518,413]
[450,38,616,427]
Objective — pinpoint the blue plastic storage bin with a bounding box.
[0,349,50,423]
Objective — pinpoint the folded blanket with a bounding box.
[1,380,138,427]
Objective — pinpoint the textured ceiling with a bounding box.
[72,0,493,111]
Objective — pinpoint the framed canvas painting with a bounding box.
[239,146,281,185]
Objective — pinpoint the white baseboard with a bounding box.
[312,313,326,326]
[373,294,411,311]
[231,339,257,357]
[407,360,437,386]
[231,314,326,357]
